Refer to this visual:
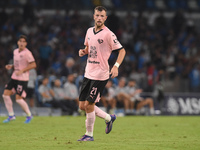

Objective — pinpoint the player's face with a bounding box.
[17,38,27,50]
[93,10,107,28]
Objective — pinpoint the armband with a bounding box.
[114,62,120,68]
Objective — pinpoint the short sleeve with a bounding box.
[108,32,123,51]
[26,51,35,63]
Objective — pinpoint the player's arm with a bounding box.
[15,61,37,76]
[110,48,126,78]
[79,46,88,57]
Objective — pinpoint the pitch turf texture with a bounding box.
[0,116,199,150]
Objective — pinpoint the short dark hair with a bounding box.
[94,6,107,12]
[18,35,27,42]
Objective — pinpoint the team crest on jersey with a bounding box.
[97,39,103,44]
[89,46,97,58]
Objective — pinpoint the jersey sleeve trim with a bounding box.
[113,47,123,51]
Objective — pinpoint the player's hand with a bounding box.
[79,49,86,57]
[110,66,118,79]
[5,64,13,70]
[15,70,23,76]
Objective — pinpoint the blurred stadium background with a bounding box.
[0,0,200,116]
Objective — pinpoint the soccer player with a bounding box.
[2,35,36,123]
[78,6,126,141]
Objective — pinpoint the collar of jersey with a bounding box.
[93,28,103,35]
[18,48,26,53]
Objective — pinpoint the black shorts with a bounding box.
[79,77,108,103]
[5,79,28,98]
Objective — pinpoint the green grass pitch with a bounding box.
[0,116,200,150]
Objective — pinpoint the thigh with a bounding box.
[3,89,13,96]
[79,78,91,102]
[86,79,108,103]
[15,80,28,99]
[5,79,15,91]
[79,78,108,103]
[4,79,16,96]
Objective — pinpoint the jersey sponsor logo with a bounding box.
[89,46,97,58]
[97,39,103,44]
[88,60,100,64]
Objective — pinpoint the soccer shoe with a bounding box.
[105,114,116,134]
[3,115,16,123]
[77,135,94,141]
[24,116,33,124]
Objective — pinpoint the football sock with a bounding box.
[3,95,14,116]
[85,111,95,137]
[16,99,31,116]
[95,106,111,122]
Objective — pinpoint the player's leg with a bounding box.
[85,101,95,137]
[78,77,90,115]
[15,81,32,123]
[78,78,95,141]
[2,89,16,123]
[92,80,116,134]
[78,100,95,141]
[16,94,32,123]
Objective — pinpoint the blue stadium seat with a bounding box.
[198,0,200,6]
[167,0,177,10]
[177,0,188,9]
[146,0,156,9]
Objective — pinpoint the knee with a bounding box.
[79,104,85,111]
[2,94,10,99]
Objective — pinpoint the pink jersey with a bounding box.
[84,26,123,80]
[11,48,35,81]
